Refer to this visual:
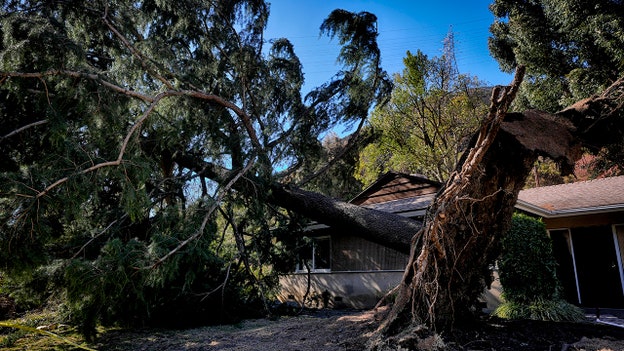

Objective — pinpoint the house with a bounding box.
[277,172,440,309]
[516,176,624,308]
[279,173,624,310]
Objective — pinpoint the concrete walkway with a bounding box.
[585,308,624,328]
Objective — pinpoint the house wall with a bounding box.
[287,233,504,310]
[543,211,624,229]
[278,271,405,309]
[544,212,624,308]
[280,235,410,309]
[332,235,408,271]
[279,271,504,311]
[352,176,439,206]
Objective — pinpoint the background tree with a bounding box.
[357,31,488,184]
[489,0,624,174]
[0,0,391,337]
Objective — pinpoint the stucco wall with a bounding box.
[278,271,404,309]
[483,270,504,311]
[279,270,504,311]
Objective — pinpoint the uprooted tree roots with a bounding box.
[366,65,594,350]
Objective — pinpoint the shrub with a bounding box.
[494,297,585,322]
[493,213,584,322]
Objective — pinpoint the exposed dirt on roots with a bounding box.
[94,308,624,351]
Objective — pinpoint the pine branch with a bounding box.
[149,157,256,268]
[0,119,48,141]
[101,5,175,90]
[32,93,165,199]
[0,70,265,198]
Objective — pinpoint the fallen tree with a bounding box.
[367,67,624,348]
[2,1,624,344]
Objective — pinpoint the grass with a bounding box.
[492,298,586,322]
[0,309,97,351]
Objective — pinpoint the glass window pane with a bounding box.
[296,240,313,272]
[314,237,331,270]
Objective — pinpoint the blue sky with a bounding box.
[264,0,513,92]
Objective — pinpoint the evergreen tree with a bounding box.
[489,0,624,173]
[490,0,624,111]
[0,0,390,337]
[296,131,369,200]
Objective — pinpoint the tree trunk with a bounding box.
[269,185,419,254]
[367,67,590,349]
[173,152,418,254]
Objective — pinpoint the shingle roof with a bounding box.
[363,193,435,216]
[517,176,624,217]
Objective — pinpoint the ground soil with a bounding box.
[94,308,624,351]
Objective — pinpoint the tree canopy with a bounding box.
[357,31,488,184]
[489,0,624,173]
[489,0,624,111]
[0,0,392,336]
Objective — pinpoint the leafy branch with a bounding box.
[0,70,263,198]
[149,156,256,268]
[0,321,97,351]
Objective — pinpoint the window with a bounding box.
[296,236,331,273]
[548,228,581,304]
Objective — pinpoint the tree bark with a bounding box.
[269,185,419,254]
[365,67,570,349]
[172,151,418,254]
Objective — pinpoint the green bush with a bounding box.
[1,206,277,340]
[493,213,584,322]
[494,297,585,322]
[497,213,558,302]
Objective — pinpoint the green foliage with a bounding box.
[0,321,96,351]
[494,213,583,322]
[0,307,96,350]
[489,0,624,111]
[498,214,558,302]
[289,131,369,200]
[493,298,585,322]
[489,0,624,174]
[356,31,488,184]
[0,0,391,338]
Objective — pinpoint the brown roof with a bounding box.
[350,172,440,206]
[363,193,435,216]
[517,176,624,217]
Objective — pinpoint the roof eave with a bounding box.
[515,200,624,218]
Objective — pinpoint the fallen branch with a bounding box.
[149,157,256,268]
[34,92,166,199]
[0,119,48,141]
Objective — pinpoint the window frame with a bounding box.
[295,236,331,273]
